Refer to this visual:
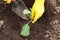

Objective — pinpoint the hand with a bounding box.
[31,0,45,23]
[4,0,11,4]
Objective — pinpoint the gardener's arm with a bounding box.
[31,0,45,23]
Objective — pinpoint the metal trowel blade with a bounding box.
[12,0,29,20]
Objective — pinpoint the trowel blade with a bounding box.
[12,0,29,20]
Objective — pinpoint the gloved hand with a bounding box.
[4,0,11,4]
[4,0,16,4]
[31,0,45,23]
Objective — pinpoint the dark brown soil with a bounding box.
[0,0,60,40]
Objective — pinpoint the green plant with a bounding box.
[20,20,32,36]
[20,9,31,37]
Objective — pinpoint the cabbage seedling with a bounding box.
[20,20,32,36]
[20,9,31,37]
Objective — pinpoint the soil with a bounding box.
[0,0,60,40]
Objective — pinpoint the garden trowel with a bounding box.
[12,0,30,20]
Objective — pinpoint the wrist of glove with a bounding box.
[31,0,45,23]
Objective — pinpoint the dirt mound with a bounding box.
[0,0,60,40]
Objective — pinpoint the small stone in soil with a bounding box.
[46,31,50,33]
[44,34,49,38]
[0,25,1,28]
[49,37,53,40]
[0,20,4,27]
[25,39,28,40]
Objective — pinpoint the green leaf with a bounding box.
[20,24,30,36]
[23,9,31,19]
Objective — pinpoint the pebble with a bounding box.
[0,20,4,25]
[44,34,49,38]
[46,31,50,33]
[49,33,52,37]
[25,39,28,40]
[49,37,53,40]
[53,24,60,33]
[0,25,1,27]
[55,7,60,13]
[50,19,59,25]
[0,20,4,27]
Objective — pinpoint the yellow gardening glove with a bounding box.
[4,0,11,4]
[31,0,45,23]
